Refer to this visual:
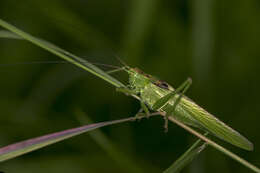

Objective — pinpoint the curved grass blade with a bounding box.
[0,116,135,162]
[0,19,124,88]
[163,133,208,173]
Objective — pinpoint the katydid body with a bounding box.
[125,67,253,151]
[1,59,253,151]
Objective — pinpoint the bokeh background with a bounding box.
[0,0,259,172]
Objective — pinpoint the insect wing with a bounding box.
[180,98,253,151]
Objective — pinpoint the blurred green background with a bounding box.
[0,0,259,172]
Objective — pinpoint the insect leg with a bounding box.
[106,66,127,74]
[140,101,150,118]
[152,78,192,110]
[164,78,192,132]
[134,108,145,121]
[116,87,136,95]
[117,87,151,119]
[106,68,125,74]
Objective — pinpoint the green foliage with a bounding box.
[0,1,260,172]
[0,116,136,162]
[163,134,208,173]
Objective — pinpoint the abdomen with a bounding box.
[140,83,200,127]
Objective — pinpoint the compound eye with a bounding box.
[153,80,169,89]
[144,74,152,78]
[160,81,169,89]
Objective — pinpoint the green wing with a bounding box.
[180,97,253,151]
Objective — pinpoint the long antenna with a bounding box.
[112,52,128,67]
[0,60,121,69]
[0,61,67,66]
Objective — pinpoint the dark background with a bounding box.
[0,0,259,172]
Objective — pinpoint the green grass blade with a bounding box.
[0,116,135,162]
[167,115,260,173]
[163,134,208,173]
[0,30,21,39]
[0,19,124,88]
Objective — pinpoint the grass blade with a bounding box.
[0,30,21,39]
[0,19,124,88]
[163,133,208,173]
[0,116,136,162]
[166,115,260,173]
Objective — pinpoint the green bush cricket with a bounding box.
[2,59,253,151]
[0,18,258,172]
[116,66,253,151]
[0,20,253,151]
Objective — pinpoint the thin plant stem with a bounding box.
[163,114,260,173]
[0,19,124,88]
